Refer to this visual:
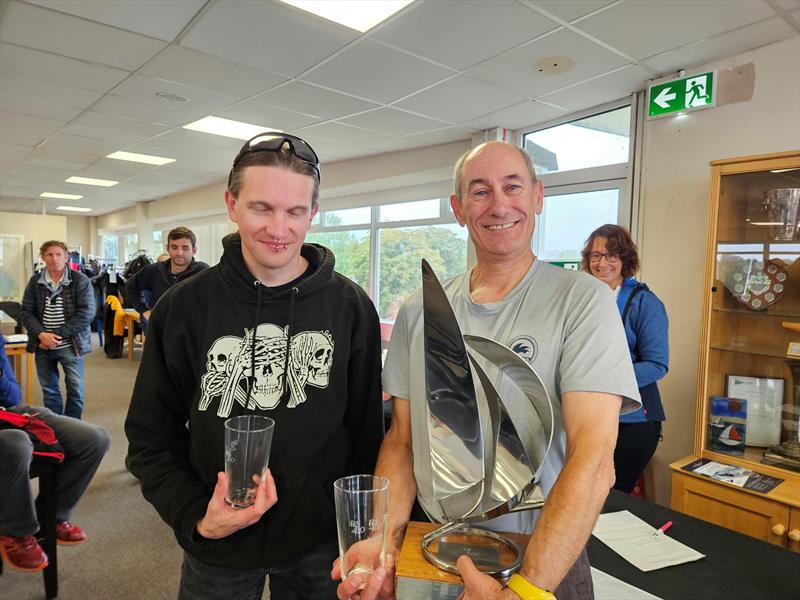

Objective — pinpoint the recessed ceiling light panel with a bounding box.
[183,116,280,140]
[107,151,176,166]
[279,0,414,32]
[40,192,83,200]
[65,176,119,187]
[56,206,92,213]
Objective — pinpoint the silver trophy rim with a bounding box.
[420,522,522,579]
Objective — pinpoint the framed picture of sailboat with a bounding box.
[709,396,747,455]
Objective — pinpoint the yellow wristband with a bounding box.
[507,573,556,600]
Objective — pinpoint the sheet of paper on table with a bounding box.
[591,567,662,600]
[592,510,705,572]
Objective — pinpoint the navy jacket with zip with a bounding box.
[20,267,95,355]
[125,232,383,569]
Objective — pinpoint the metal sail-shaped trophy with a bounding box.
[417,260,555,578]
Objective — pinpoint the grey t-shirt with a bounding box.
[382,259,640,533]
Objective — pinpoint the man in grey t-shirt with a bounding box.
[334,142,640,600]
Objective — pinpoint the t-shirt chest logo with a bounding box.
[199,324,334,417]
[509,335,538,364]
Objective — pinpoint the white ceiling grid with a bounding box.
[0,0,797,215]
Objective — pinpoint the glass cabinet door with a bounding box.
[706,163,800,466]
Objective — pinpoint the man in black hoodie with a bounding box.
[125,132,383,600]
[124,226,209,329]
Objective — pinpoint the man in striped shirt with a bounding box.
[20,241,95,419]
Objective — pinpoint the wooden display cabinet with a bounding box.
[670,150,800,552]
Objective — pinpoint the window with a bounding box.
[308,197,467,323]
[524,106,631,175]
[124,233,138,260]
[101,234,118,262]
[521,100,639,262]
[153,230,163,252]
[377,223,467,319]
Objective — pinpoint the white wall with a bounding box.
[66,215,91,256]
[640,36,800,505]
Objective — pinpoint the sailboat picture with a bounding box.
[709,396,748,455]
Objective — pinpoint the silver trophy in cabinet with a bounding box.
[416,260,554,578]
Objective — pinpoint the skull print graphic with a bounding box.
[200,323,334,417]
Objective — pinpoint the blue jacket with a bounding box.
[0,336,21,407]
[616,277,669,423]
[20,268,95,355]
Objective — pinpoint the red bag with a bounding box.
[0,410,65,463]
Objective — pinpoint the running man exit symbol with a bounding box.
[648,71,716,118]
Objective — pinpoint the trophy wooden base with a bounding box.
[396,522,529,600]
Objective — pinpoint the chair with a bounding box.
[0,459,59,599]
[0,301,23,334]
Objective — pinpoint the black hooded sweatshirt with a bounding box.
[125,233,383,568]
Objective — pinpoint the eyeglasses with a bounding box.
[228,131,321,187]
[588,252,621,264]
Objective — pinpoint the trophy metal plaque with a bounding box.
[416,260,554,578]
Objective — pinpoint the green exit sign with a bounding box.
[647,71,716,119]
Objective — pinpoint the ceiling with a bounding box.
[1,0,798,217]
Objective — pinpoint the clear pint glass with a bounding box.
[223,415,275,509]
[334,474,389,581]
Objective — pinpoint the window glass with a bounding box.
[377,224,467,320]
[306,229,370,291]
[523,106,630,175]
[153,230,162,251]
[379,199,439,223]
[101,235,118,261]
[537,189,618,261]
[324,207,371,227]
[125,233,138,260]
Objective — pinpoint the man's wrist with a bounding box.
[506,573,556,600]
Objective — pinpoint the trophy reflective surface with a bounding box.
[417,260,554,578]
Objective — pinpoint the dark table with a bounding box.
[589,491,800,599]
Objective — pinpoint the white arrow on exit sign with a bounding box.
[654,87,677,109]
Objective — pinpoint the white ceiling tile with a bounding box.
[77,158,162,181]
[249,82,380,120]
[27,0,205,42]
[61,111,171,145]
[140,46,289,99]
[92,95,196,127]
[576,0,777,60]
[469,29,629,97]
[0,1,167,71]
[539,64,651,110]
[464,100,568,131]
[641,16,797,73]
[216,102,322,132]
[357,137,432,153]
[0,43,131,93]
[8,164,77,184]
[411,126,478,146]
[0,196,34,211]
[111,74,239,115]
[304,40,455,103]
[1,77,102,109]
[395,75,528,123]
[0,95,84,122]
[529,0,617,23]
[32,132,121,166]
[777,0,800,9]
[20,157,90,172]
[372,1,560,70]
[181,1,357,76]
[295,122,387,145]
[0,111,66,146]
[125,129,242,157]
[340,108,448,136]
[0,143,33,171]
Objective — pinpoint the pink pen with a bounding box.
[652,521,673,537]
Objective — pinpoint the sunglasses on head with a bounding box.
[228,131,321,187]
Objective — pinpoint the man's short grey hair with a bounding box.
[452,142,538,202]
